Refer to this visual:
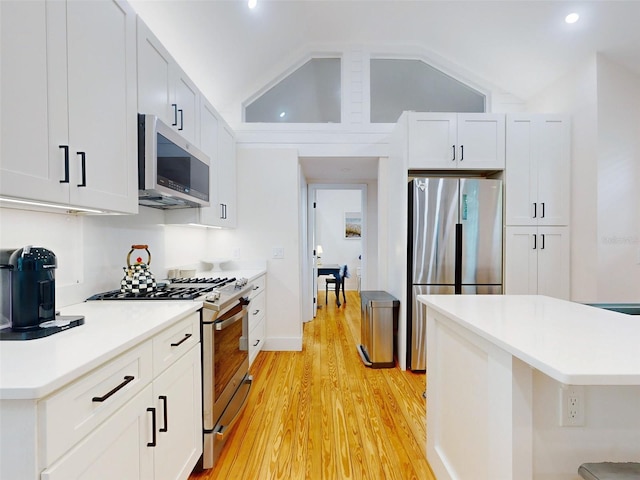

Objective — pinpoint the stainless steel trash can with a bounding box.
[357,290,399,368]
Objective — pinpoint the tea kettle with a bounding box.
[120,244,157,294]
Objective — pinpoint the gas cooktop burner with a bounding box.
[86,277,237,301]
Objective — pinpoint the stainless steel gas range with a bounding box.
[88,276,254,470]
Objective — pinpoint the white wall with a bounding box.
[528,54,640,302]
[0,205,209,308]
[316,189,362,291]
[207,147,303,351]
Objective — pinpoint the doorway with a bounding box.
[306,184,367,320]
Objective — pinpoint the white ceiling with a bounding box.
[130,0,640,114]
[129,0,640,181]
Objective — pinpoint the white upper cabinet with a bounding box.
[407,112,505,170]
[165,97,237,228]
[137,17,199,146]
[217,122,237,228]
[505,114,570,226]
[1,0,138,213]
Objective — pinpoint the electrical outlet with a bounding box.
[272,247,284,259]
[232,248,241,259]
[559,385,585,426]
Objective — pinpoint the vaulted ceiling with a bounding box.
[130,0,640,125]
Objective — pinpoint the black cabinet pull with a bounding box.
[460,145,464,161]
[252,285,260,291]
[541,234,545,249]
[178,109,184,131]
[533,203,537,218]
[159,395,168,433]
[253,339,260,347]
[532,234,537,250]
[147,407,157,447]
[451,145,456,161]
[77,152,86,187]
[541,202,545,218]
[59,145,69,183]
[172,104,178,126]
[92,375,134,402]
[170,333,192,347]
[252,309,260,316]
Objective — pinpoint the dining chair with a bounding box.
[326,264,349,306]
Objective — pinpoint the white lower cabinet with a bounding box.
[36,312,202,480]
[505,226,570,299]
[248,274,266,366]
[41,385,155,480]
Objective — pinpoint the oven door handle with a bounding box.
[215,375,253,439]
[214,308,245,331]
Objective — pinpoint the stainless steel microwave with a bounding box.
[137,114,210,209]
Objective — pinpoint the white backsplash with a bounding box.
[0,206,210,307]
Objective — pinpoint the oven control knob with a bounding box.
[206,291,221,302]
[235,278,248,288]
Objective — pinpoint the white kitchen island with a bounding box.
[419,295,640,480]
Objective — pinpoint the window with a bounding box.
[370,59,486,123]
[245,58,341,123]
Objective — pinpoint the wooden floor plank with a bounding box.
[189,291,434,480]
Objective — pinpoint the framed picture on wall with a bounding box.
[344,212,362,239]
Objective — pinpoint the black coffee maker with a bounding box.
[0,246,84,341]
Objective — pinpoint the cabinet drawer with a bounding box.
[249,316,265,367]
[248,291,265,330]
[39,340,153,466]
[152,312,200,376]
[249,275,265,300]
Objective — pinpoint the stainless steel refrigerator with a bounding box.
[407,177,503,370]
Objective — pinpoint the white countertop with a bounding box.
[419,295,640,385]
[0,301,201,400]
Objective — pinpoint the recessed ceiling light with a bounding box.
[279,111,286,118]
[565,13,580,24]
[248,0,257,9]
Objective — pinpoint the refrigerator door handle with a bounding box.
[455,223,462,294]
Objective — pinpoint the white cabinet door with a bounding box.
[504,226,538,295]
[0,1,68,204]
[456,113,505,169]
[217,122,237,228]
[536,227,570,299]
[0,0,137,214]
[505,226,570,299]
[506,115,570,226]
[537,117,570,226]
[152,346,202,480]
[173,67,200,146]
[63,0,137,213]
[408,113,457,169]
[41,385,154,480]
[136,17,199,147]
[407,112,505,170]
[137,18,173,126]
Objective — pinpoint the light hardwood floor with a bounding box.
[190,290,434,480]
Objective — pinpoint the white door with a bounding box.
[504,226,538,295]
[536,227,570,299]
[198,100,220,226]
[0,1,69,204]
[153,347,202,480]
[537,116,570,226]
[457,113,505,169]
[505,115,537,225]
[65,0,137,213]
[407,113,457,169]
[217,123,237,228]
[41,386,154,480]
[173,67,199,145]
[136,17,173,125]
